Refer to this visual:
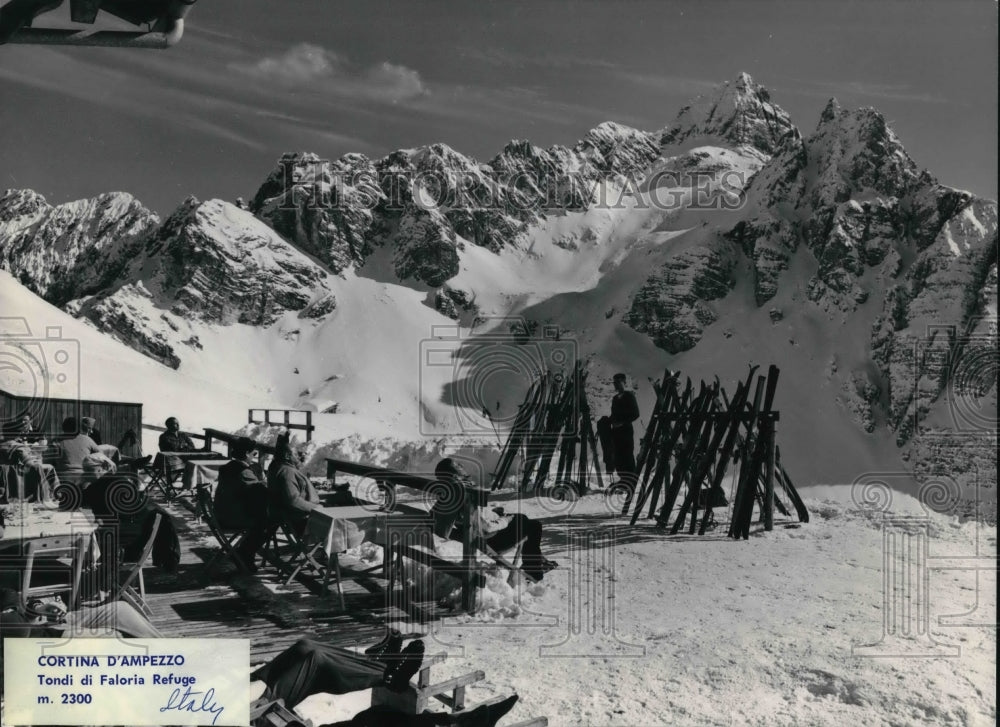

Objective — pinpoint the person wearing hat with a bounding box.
[609,373,640,494]
[215,436,270,571]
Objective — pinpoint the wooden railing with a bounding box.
[248,409,314,442]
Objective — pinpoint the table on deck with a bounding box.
[151,451,225,496]
[181,458,231,491]
[285,501,431,605]
[0,506,102,562]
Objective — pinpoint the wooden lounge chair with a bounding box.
[109,512,162,617]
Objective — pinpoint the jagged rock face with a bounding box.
[138,198,333,326]
[66,282,183,369]
[391,204,460,287]
[660,72,800,156]
[719,97,997,469]
[489,140,595,211]
[0,189,159,304]
[250,152,382,274]
[64,198,336,368]
[871,218,997,444]
[625,239,739,353]
[248,122,664,285]
[573,122,661,180]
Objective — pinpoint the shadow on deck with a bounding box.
[142,498,443,665]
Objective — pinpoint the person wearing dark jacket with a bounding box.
[215,437,269,570]
[158,417,196,453]
[609,373,640,493]
[266,432,318,535]
[158,417,198,473]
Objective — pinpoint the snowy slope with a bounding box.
[287,486,996,727]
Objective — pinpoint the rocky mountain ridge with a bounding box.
[0,73,995,501]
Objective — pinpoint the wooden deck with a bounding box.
[140,494,440,665]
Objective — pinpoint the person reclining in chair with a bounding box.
[215,436,269,572]
[431,458,556,582]
[252,634,518,727]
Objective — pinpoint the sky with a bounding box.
[0,0,996,216]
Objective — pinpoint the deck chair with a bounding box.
[110,512,162,617]
[483,537,526,586]
[194,484,251,574]
[282,510,345,609]
[260,521,298,573]
[141,454,179,501]
[20,534,88,613]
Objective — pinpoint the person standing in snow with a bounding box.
[608,373,640,494]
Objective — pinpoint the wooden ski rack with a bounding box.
[620,364,808,537]
[490,362,603,494]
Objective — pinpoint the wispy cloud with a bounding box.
[0,47,267,149]
[607,72,719,96]
[785,78,952,105]
[229,42,428,103]
[459,46,620,71]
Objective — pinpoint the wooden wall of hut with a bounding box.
[0,388,143,450]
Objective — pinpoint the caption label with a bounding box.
[3,638,249,726]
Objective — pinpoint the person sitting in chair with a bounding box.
[215,437,269,572]
[55,416,108,482]
[266,432,318,536]
[157,416,198,474]
[432,458,556,582]
[158,416,196,452]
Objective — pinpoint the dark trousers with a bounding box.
[251,639,386,709]
[487,514,544,575]
[323,706,450,727]
[611,428,637,491]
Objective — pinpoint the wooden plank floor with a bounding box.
[140,495,429,665]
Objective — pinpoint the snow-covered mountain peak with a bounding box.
[0,188,158,304]
[805,102,926,204]
[0,188,49,222]
[659,72,800,156]
[574,121,661,179]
